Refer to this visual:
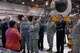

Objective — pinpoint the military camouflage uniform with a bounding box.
[46,21,56,50]
[29,23,40,53]
[70,22,80,53]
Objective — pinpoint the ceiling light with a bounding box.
[22,2,25,4]
[46,1,48,5]
[36,5,38,7]
[78,10,79,12]
[77,5,79,8]
[32,0,34,2]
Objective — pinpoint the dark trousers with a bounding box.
[38,36,43,49]
[20,40,22,51]
[56,31,65,53]
[57,38,64,53]
[2,34,6,48]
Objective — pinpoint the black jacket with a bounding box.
[39,24,44,37]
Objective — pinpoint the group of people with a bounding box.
[1,15,67,53]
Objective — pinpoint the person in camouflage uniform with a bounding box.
[46,18,56,51]
[29,18,40,53]
[70,19,80,53]
[20,16,31,53]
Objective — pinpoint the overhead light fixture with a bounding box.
[78,10,79,12]
[22,2,25,4]
[77,5,79,8]
[46,1,48,5]
[32,0,34,2]
[36,5,38,7]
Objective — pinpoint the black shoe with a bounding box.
[47,48,52,51]
[38,48,40,50]
[54,51,61,53]
[40,49,43,51]
[27,50,30,53]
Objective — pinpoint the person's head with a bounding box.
[75,14,79,21]
[9,21,17,28]
[22,16,28,21]
[5,16,10,22]
[58,14,63,21]
[32,18,37,25]
[48,18,52,22]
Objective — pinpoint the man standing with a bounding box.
[46,18,56,51]
[55,15,66,53]
[0,20,2,37]
[38,20,45,51]
[20,16,31,53]
[1,16,10,48]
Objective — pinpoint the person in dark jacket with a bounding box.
[1,16,10,48]
[38,20,45,51]
[0,20,2,36]
[55,15,66,53]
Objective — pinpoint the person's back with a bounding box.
[38,23,45,51]
[6,28,21,51]
[0,22,2,36]
[39,24,44,37]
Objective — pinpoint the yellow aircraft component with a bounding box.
[63,16,70,22]
[52,16,70,22]
[52,16,59,22]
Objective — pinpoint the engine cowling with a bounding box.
[50,0,72,17]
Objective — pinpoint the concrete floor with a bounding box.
[25,33,71,53]
[0,33,71,53]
